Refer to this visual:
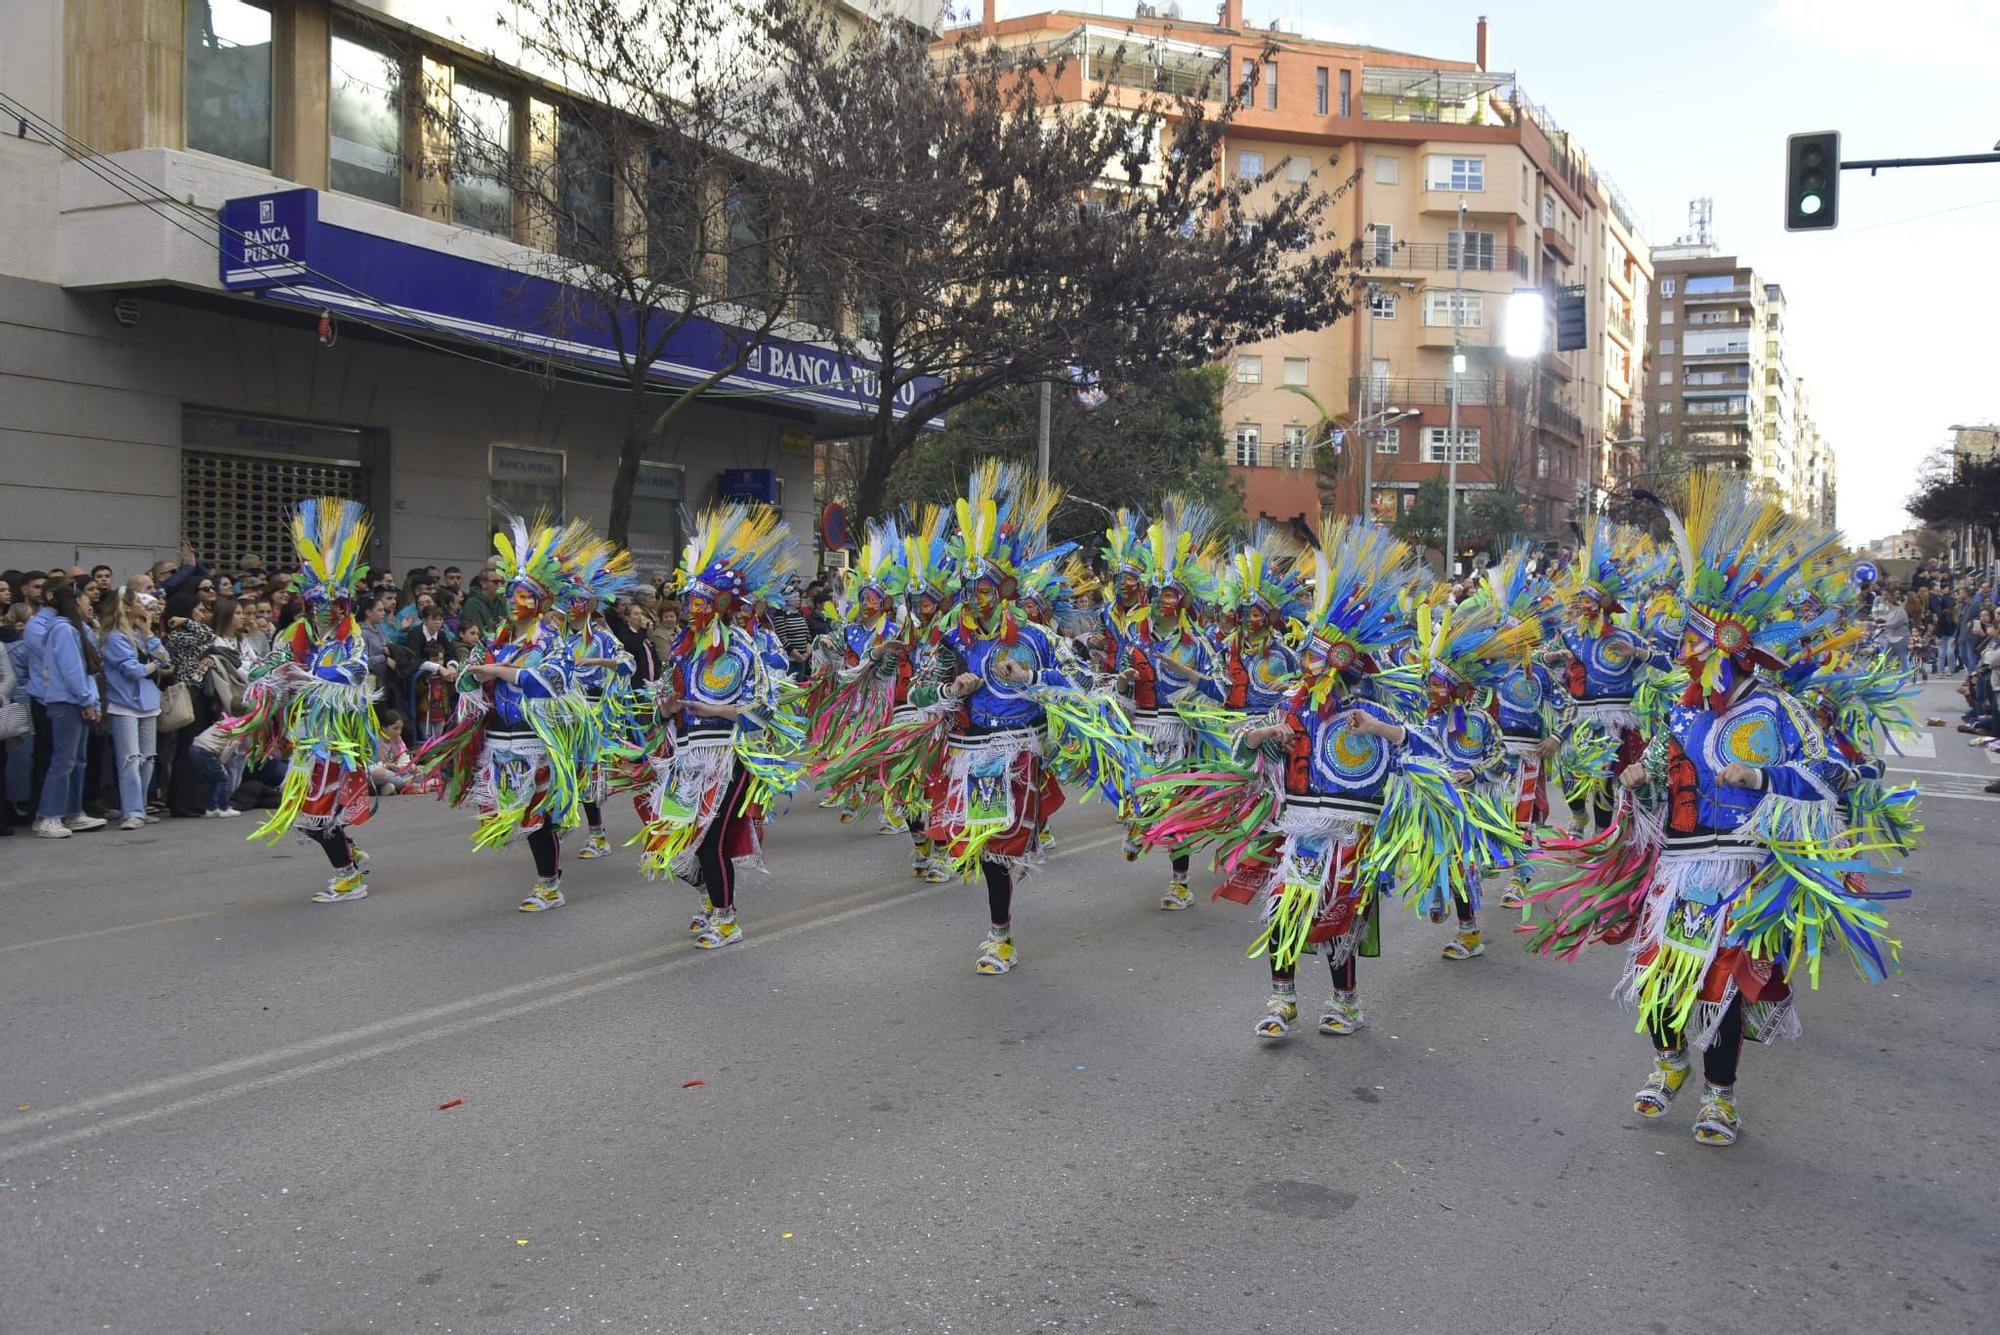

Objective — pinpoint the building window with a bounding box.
[490,444,565,521]
[1240,57,1256,96]
[1421,427,1480,463]
[1235,355,1263,385]
[452,80,515,236]
[1659,368,1673,385]
[555,108,615,259]
[1447,229,1497,271]
[1369,223,1394,266]
[1283,356,1309,386]
[1426,154,1484,191]
[1282,424,1309,468]
[1233,424,1261,467]
[1660,278,1676,297]
[1660,306,1674,324]
[1373,153,1399,185]
[185,0,273,168]
[1422,292,1484,328]
[1685,274,1737,294]
[1659,338,1675,355]
[1373,426,1401,455]
[1285,155,1311,183]
[1659,401,1674,414]
[1521,164,1530,202]
[1315,67,1329,116]
[1369,290,1398,320]
[1338,68,1352,117]
[1264,62,1278,109]
[1540,194,1554,227]
[1236,150,1265,179]
[328,30,402,206]
[724,174,768,300]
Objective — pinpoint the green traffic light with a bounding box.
[1799,194,1823,215]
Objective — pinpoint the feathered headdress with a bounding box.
[1556,517,1643,616]
[1101,507,1146,579]
[1411,596,1543,697]
[492,503,567,605]
[901,504,957,605]
[843,517,909,612]
[1221,521,1307,624]
[1142,495,1223,604]
[1478,541,1555,639]
[677,503,799,611]
[950,458,1073,592]
[290,497,372,606]
[1658,472,1842,709]
[1293,517,1426,703]
[553,520,637,612]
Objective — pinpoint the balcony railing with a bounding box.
[1349,376,1496,408]
[1361,241,1532,279]
[1360,67,1516,125]
[1608,309,1635,344]
[1231,444,1314,471]
[1538,398,1583,438]
[1682,283,1751,302]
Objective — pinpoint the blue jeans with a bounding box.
[35,702,88,821]
[107,713,159,819]
[190,748,245,812]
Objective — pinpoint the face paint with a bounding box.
[1116,573,1141,606]
[1158,587,1181,617]
[861,589,886,618]
[914,593,938,621]
[973,578,999,618]
[510,585,544,624]
[688,591,716,632]
[1245,606,1268,634]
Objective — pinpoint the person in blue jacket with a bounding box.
[100,588,169,829]
[30,583,104,838]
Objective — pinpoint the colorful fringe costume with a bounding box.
[556,522,638,863]
[1552,519,1666,829]
[638,502,800,950]
[1475,545,1566,906]
[1525,476,1915,1147]
[415,509,588,913]
[905,460,1141,975]
[227,497,380,904]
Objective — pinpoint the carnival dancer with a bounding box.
[638,503,801,949]
[1396,595,1542,959]
[1550,521,1658,835]
[904,460,1140,975]
[558,524,638,861]
[227,498,380,904]
[1143,518,1454,1039]
[1477,546,1565,909]
[812,523,907,831]
[416,510,589,912]
[1526,476,1909,1146]
[1119,498,1229,910]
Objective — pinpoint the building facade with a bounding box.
[0,0,930,577]
[973,4,1648,550]
[1646,246,1833,521]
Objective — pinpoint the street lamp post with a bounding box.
[1444,197,1466,574]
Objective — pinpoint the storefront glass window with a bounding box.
[185,0,273,168]
[330,33,403,206]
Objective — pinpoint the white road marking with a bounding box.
[1886,767,2000,781]
[0,909,226,955]
[0,824,1129,1162]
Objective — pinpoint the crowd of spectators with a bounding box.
[0,542,841,839]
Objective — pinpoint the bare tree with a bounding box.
[784,22,1360,521]
[413,0,853,544]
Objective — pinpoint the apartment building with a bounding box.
[970,3,1648,548]
[1648,248,1833,521]
[0,0,930,574]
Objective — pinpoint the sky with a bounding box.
[992,0,2000,542]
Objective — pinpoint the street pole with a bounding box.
[1036,380,1052,483]
[1363,281,1376,521]
[1443,197,1464,576]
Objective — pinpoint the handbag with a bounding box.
[0,699,28,741]
[158,680,195,733]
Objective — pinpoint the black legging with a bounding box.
[906,810,930,847]
[1649,993,1744,1087]
[1171,852,1189,878]
[981,859,1012,928]
[307,825,355,870]
[527,824,561,880]
[582,800,603,830]
[698,767,750,911]
[1274,951,1354,990]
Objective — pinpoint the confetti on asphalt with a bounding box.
[682,1079,705,1089]
[782,1232,794,1240]
[516,1239,530,1246]
[438,1099,464,1111]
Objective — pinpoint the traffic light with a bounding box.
[1785,131,1840,230]
[1554,291,1586,352]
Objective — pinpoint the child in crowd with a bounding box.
[189,717,249,818]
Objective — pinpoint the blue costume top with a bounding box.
[487,620,571,729]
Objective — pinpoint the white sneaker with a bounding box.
[63,813,107,832]
[118,815,147,830]
[141,812,161,824]
[218,807,242,818]
[32,818,71,839]
[202,809,222,819]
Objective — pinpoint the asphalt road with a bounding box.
[2,678,1996,1335]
